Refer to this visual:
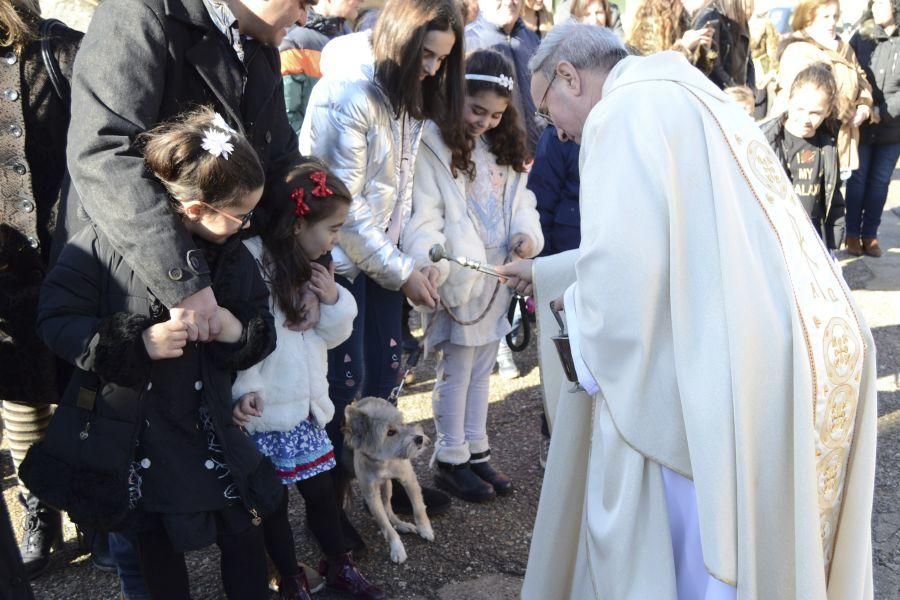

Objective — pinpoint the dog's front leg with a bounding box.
[382,479,417,534]
[363,480,407,564]
[396,463,434,542]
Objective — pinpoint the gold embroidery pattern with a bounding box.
[823,318,861,384]
[723,101,865,578]
[746,139,790,197]
[822,384,855,448]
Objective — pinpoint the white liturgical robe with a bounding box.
[523,52,877,600]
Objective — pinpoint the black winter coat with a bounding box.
[851,21,900,145]
[693,6,753,89]
[0,21,82,406]
[65,0,303,309]
[32,225,281,546]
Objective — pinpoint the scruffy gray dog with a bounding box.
[343,397,434,564]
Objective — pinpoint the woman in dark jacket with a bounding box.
[27,108,282,600]
[693,0,754,89]
[847,0,900,257]
[0,0,80,581]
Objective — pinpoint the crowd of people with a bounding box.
[0,0,892,598]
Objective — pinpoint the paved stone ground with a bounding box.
[852,182,900,600]
[3,186,899,599]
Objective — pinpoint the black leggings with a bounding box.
[263,470,348,579]
[136,519,268,600]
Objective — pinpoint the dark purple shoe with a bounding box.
[319,553,386,600]
[279,570,313,600]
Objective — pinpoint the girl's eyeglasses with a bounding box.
[198,201,254,229]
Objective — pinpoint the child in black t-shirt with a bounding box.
[762,63,845,251]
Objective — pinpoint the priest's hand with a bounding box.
[496,259,534,297]
[551,296,564,312]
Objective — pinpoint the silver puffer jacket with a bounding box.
[299,31,422,290]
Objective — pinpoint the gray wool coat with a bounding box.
[65,0,302,307]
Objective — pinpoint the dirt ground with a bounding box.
[3,339,546,599]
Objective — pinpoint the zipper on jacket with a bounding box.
[249,507,261,526]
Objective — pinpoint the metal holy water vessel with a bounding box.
[428,244,502,278]
[550,301,581,389]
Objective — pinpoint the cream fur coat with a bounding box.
[402,121,544,310]
[232,237,358,434]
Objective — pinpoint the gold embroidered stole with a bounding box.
[690,89,866,576]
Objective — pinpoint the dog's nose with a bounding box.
[414,435,424,446]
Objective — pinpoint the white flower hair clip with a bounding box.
[465,73,515,91]
[201,128,234,160]
[212,112,237,134]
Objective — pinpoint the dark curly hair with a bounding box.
[464,49,528,176]
[255,161,352,324]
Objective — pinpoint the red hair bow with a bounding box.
[310,170,334,198]
[291,187,310,217]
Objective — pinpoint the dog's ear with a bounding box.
[343,404,368,449]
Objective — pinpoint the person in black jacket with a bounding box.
[762,63,845,251]
[63,0,310,363]
[693,0,754,89]
[0,0,80,583]
[847,0,900,257]
[30,108,282,600]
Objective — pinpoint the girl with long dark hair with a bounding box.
[402,49,543,502]
[299,0,469,516]
[232,163,383,600]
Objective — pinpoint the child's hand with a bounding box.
[510,234,535,259]
[421,266,441,288]
[215,307,244,344]
[309,262,339,305]
[142,319,189,360]
[233,392,264,427]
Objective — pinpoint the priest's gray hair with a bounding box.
[528,22,628,81]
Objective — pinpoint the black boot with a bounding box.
[434,462,495,503]
[18,492,62,579]
[470,451,513,496]
[390,483,452,516]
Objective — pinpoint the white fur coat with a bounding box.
[232,237,358,434]
[402,121,544,310]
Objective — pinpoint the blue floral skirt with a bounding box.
[252,418,336,485]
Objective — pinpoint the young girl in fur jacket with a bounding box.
[33,108,282,599]
[402,49,544,503]
[231,163,383,600]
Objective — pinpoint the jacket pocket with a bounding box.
[553,202,581,227]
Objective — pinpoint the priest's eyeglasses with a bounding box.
[199,201,254,229]
[535,69,558,125]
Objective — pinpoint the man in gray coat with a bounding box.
[66,0,308,337]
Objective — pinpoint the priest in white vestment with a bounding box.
[499,23,878,600]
